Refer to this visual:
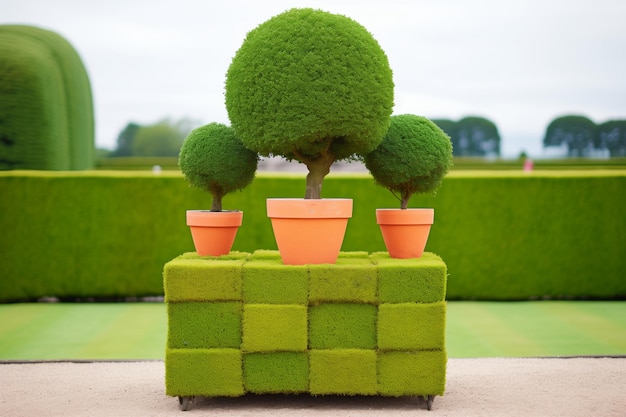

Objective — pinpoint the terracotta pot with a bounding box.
[267,198,353,265]
[186,210,242,256]
[376,208,434,259]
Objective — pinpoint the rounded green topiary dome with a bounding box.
[225,8,394,198]
[179,123,258,211]
[364,114,453,209]
[0,25,94,170]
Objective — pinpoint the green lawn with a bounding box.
[445,301,626,357]
[0,301,624,360]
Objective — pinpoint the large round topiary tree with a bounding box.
[363,114,453,209]
[178,123,258,211]
[225,8,394,199]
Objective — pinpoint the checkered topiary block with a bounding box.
[164,253,247,302]
[244,352,309,393]
[378,302,446,351]
[167,301,241,349]
[165,348,244,397]
[373,252,447,303]
[309,303,377,349]
[378,350,447,396]
[243,259,308,304]
[310,349,378,395]
[242,304,308,352]
[164,250,447,398]
[309,257,377,303]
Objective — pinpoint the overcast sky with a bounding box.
[4,0,626,157]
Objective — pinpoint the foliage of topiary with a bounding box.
[225,8,394,199]
[363,114,453,209]
[178,123,258,211]
[0,25,94,170]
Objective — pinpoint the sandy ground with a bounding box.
[0,358,624,417]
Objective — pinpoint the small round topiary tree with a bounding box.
[225,8,394,199]
[363,114,453,209]
[178,123,258,212]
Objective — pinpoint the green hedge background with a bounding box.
[1,170,625,301]
[0,25,94,170]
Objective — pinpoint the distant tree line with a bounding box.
[106,114,626,159]
[106,115,502,159]
[108,118,199,157]
[543,115,626,157]
[432,116,501,157]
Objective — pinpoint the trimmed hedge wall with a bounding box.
[1,170,625,301]
[0,25,95,170]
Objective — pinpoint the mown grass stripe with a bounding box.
[77,304,165,359]
[0,304,166,360]
[446,302,546,357]
[535,302,626,354]
[1,302,625,360]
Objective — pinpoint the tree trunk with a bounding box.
[304,155,334,199]
[305,169,324,199]
[400,190,410,210]
[211,193,223,212]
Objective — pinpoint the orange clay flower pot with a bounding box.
[376,208,434,259]
[186,210,243,256]
[267,198,353,265]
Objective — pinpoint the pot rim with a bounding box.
[267,198,353,219]
[375,208,434,225]
[186,210,243,227]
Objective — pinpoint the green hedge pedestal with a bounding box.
[163,250,447,410]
